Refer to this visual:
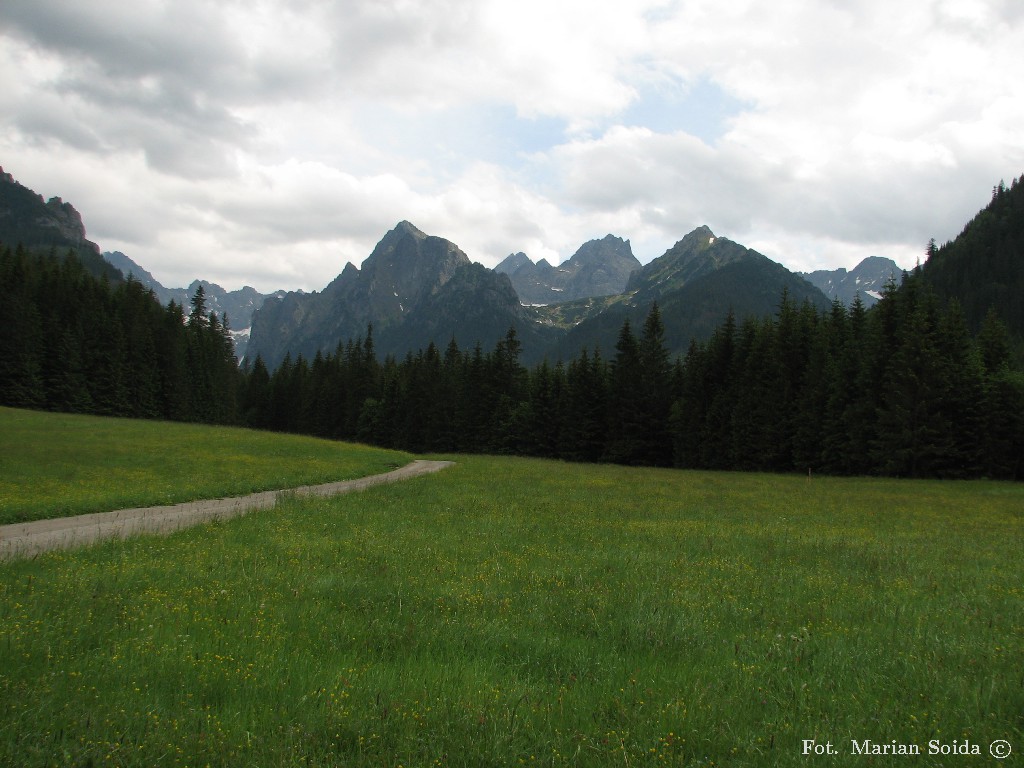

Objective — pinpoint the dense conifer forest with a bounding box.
[3,179,1023,480]
[0,246,238,424]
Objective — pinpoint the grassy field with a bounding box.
[1,413,1022,766]
[0,407,413,524]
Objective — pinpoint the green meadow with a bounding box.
[1,411,1022,767]
[0,407,413,524]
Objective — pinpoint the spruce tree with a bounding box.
[636,303,674,465]
[561,348,609,463]
[605,318,644,464]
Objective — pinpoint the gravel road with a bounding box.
[0,459,455,560]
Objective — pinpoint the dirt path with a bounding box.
[0,459,455,561]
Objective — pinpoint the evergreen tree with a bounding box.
[981,367,1024,479]
[871,288,952,476]
[521,360,564,458]
[158,301,191,421]
[0,246,45,408]
[636,303,674,465]
[189,284,208,329]
[728,317,778,471]
[561,349,609,463]
[934,300,985,476]
[700,310,738,469]
[671,340,707,469]
[241,355,272,428]
[116,278,162,418]
[605,318,644,464]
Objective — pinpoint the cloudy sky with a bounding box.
[2,0,1022,293]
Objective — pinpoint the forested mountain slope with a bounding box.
[545,226,832,361]
[918,176,1024,359]
[0,167,121,283]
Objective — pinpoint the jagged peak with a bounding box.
[495,252,533,275]
[566,233,638,268]
[392,220,427,239]
[679,224,717,245]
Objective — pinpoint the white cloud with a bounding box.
[1,0,1022,290]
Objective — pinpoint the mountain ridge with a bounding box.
[496,234,641,305]
[0,166,121,283]
[246,221,486,368]
[102,250,284,359]
[544,226,834,360]
[16,166,1014,371]
[800,255,902,307]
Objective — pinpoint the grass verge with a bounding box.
[0,407,413,524]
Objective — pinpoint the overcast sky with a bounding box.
[2,0,1022,293]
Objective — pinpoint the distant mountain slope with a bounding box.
[377,262,560,362]
[102,250,162,289]
[103,250,283,360]
[625,225,748,295]
[801,255,901,307]
[495,235,640,305]
[0,166,121,283]
[246,221,543,368]
[545,226,833,360]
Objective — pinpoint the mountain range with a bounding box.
[244,222,843,366]
[495,234,641,305]
[4,165,966,369]
[101,250,284,360]
[800,255,901,307]
[247,221,559,368]
[536,225,837,361]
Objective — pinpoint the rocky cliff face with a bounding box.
[321,220,470,330]
[246,221,518,368]
[495,234,640,305]
[377,262,559,362]
[0,167,121,282]
[800,255,901,307]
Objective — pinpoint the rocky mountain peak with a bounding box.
[800,255,901,307]
[568,234,634,265]
[0,167,119,281]
[247,222,478,368]
[395,219,425,236]
[497,233,640,305]
[670,225,720,261]
[625,225,746,294]
[495,252,532,275]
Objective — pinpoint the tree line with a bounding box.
[3,242,1022,480]
[0,245,238,423]
[242,278,1022,480]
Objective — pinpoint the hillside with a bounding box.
[104,250,282,359]
[545,226,833,360]
[0,166,121,283]
[918,176,1024,356]
[376,261,560,363]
